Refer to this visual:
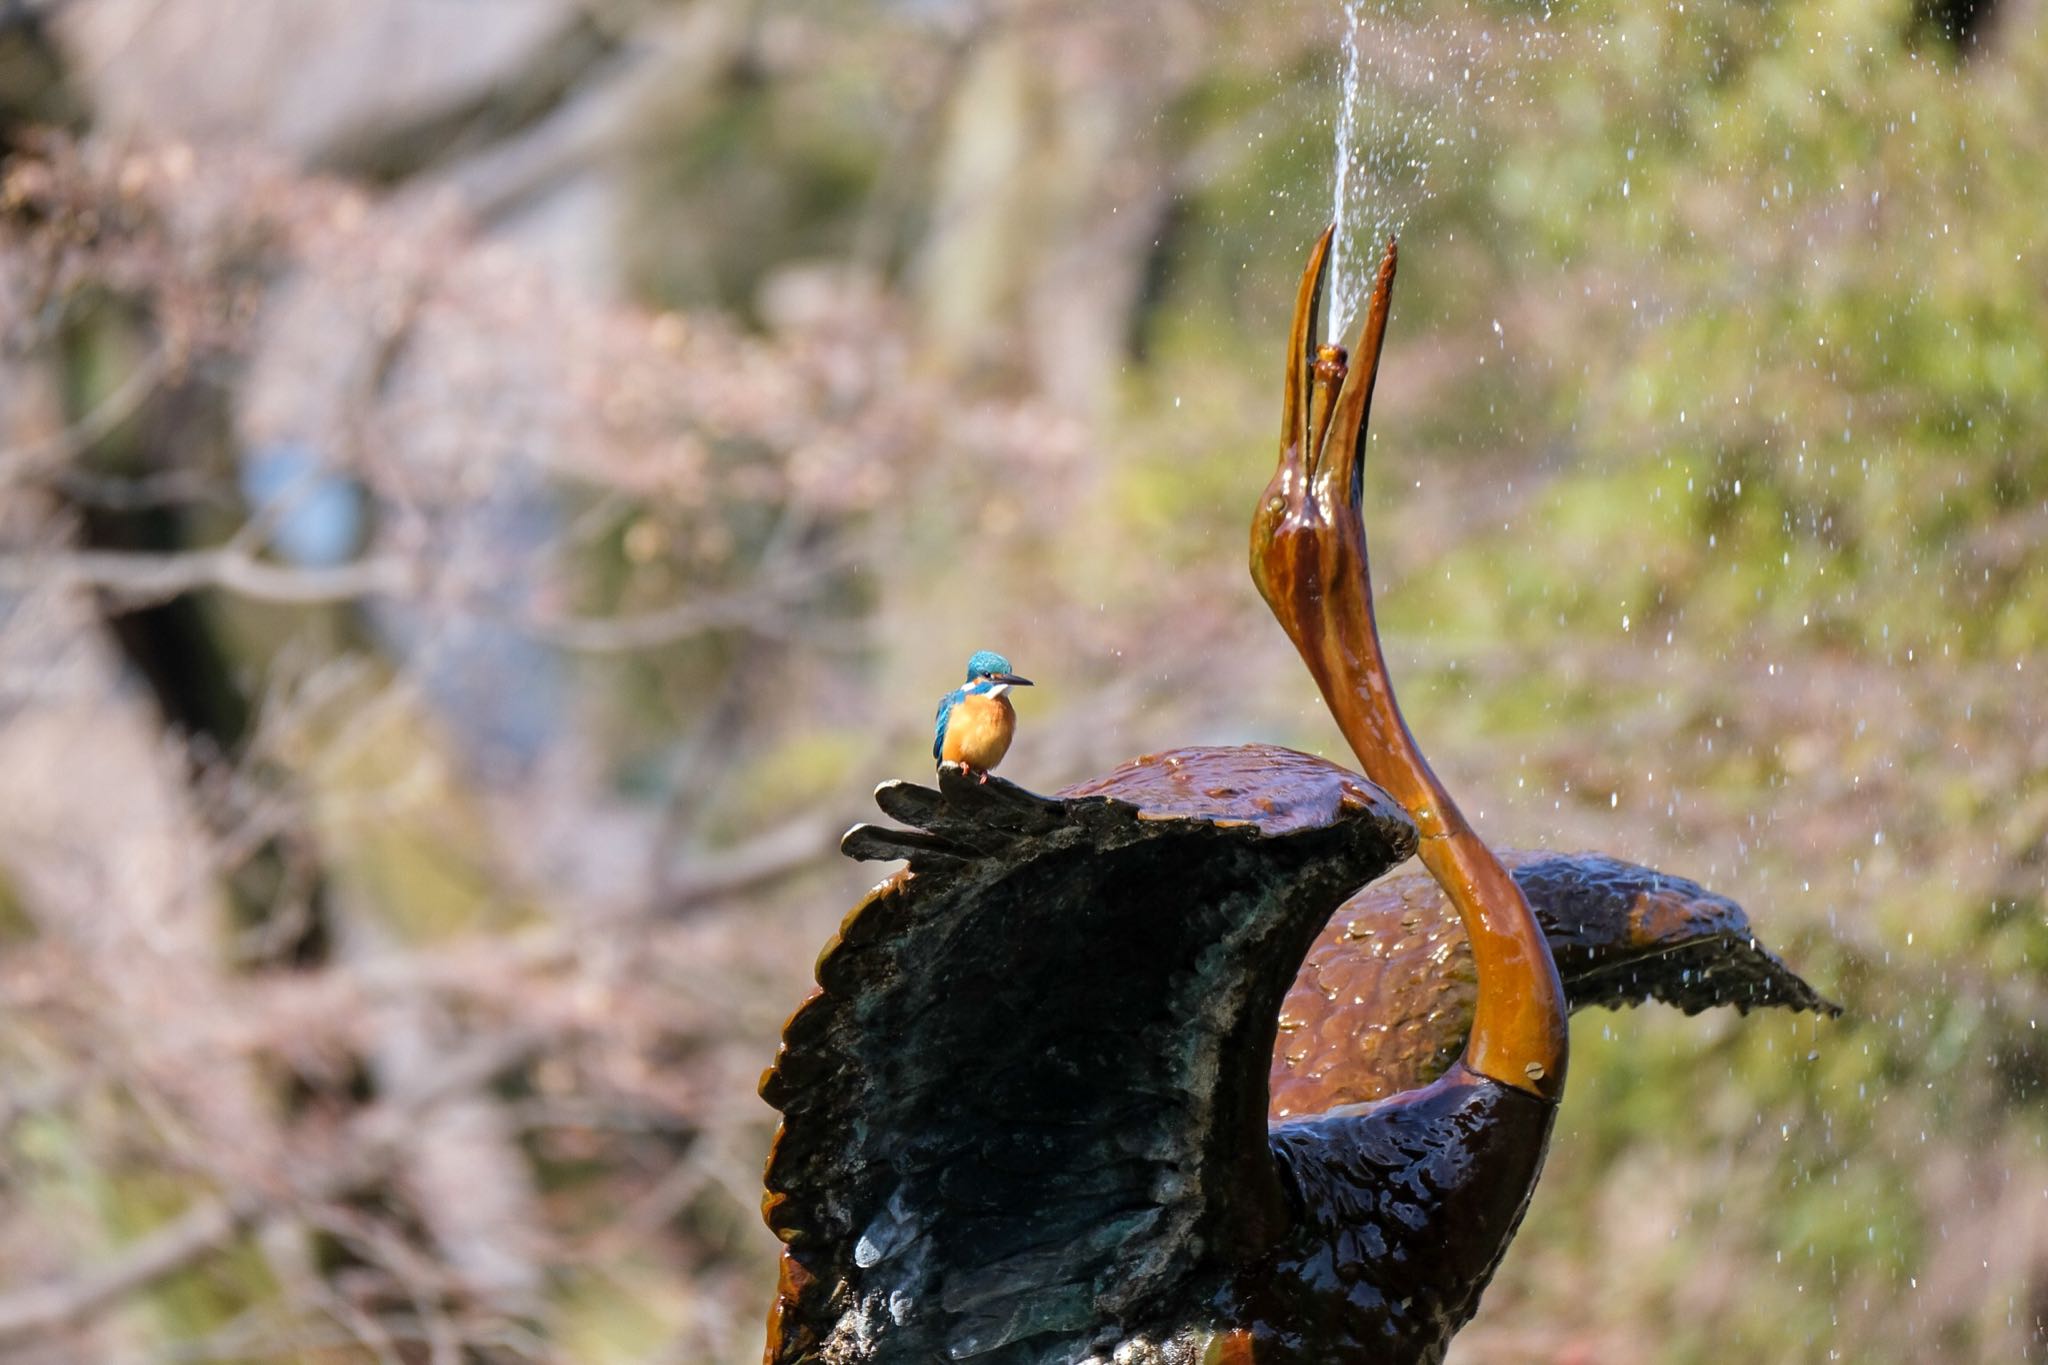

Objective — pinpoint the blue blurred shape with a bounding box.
[239,441,365,568]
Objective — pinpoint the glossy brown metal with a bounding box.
[1250,228,1569,1100]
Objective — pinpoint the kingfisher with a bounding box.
[932,650,1033,781]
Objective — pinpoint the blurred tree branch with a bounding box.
[0,1027,543,1347]
[0,545,414,608]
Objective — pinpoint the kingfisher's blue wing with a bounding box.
[932,689,960,762]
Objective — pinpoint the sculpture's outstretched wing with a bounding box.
[1270,850,1841,1116]
[761,745,1414,1365]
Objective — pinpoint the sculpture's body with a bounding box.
[760,233,1836,1364]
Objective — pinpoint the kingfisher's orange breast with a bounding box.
[943,693,1016,769]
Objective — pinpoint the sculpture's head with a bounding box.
[962,650,1032,697]
[1249,225,1397,631]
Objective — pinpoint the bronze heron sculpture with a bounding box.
[759,229,1835,1364]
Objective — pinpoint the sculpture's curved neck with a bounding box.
[1254,232,1567,1099]
[1293,473,1567,1097]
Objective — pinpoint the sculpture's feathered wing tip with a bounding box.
[1272,850,1841,1116]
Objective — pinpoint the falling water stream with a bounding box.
[1323,2,1543,342]
[1327,0,1367,344]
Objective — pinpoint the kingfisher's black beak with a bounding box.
[994,673,1034,687]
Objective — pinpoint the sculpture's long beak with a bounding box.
[1280,225,1335,473]
[1280,225,1398,511]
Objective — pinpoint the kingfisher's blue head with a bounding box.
[960,650,1033,695]
[964,650,1014,683]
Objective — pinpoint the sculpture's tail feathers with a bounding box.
[1510,851,1841,1018]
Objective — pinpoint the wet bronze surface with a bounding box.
[1239,1066,1555,1364]
[1057,743,1398,835]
